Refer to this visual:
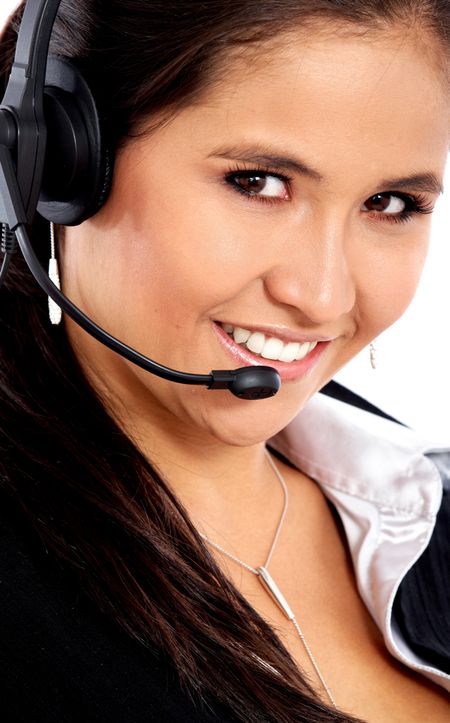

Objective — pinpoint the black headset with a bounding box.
[0,0,280,400]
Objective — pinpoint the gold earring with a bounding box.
[48,222,62,326]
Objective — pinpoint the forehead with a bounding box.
[192,28,450,187]
[208,25,450,113]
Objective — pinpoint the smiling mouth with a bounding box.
[219,323,318,363]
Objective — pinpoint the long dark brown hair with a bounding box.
[0,2,449,721]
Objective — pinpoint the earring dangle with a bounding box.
[48,222,62,326]
[369,340,377,370]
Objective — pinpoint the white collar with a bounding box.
[270,391,450,691]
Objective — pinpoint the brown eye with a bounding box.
[226,171,289,200]
[363,193,405,214]
[238,176,268,194]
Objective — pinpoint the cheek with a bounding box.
[74,214,257,355]
[107,196,265,321]
[119,228,247,328]
[355,237,429,336]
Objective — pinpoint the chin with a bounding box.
[195,387,314,447]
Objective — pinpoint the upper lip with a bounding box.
[216,321,337,345]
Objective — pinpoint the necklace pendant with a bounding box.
[257,566,295,621]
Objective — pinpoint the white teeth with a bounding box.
[295,341,312,360]
[260,337,284,360]
[295,341,318,359]
[222,324,319,363]
[233,327,251,344]
[279,342,300,363]
[246,331,265,354]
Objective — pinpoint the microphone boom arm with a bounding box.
[14,224,280,399]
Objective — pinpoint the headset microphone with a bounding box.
[0,0,281,400]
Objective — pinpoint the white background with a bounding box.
[2,0,450,443]
[0,2,17,28]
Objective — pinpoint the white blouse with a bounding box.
[270,391,450,692]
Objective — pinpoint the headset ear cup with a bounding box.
[37,56,113,226]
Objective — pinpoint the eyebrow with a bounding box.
[379,172,444,196]
[209,144,444,195]
[210,145,324,182]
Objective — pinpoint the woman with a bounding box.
[0,1,449,720]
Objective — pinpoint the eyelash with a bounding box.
[223,164,435,225]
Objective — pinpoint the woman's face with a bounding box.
[62,27,450,447]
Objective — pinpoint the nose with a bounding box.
[263,215,356,325]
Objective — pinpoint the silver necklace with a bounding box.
[200,450,337,709]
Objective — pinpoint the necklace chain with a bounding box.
[200,450,337,708]
[200,450,337,709]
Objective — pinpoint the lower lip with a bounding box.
[212,323,331,382]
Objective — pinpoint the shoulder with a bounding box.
[270,382,450,692]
